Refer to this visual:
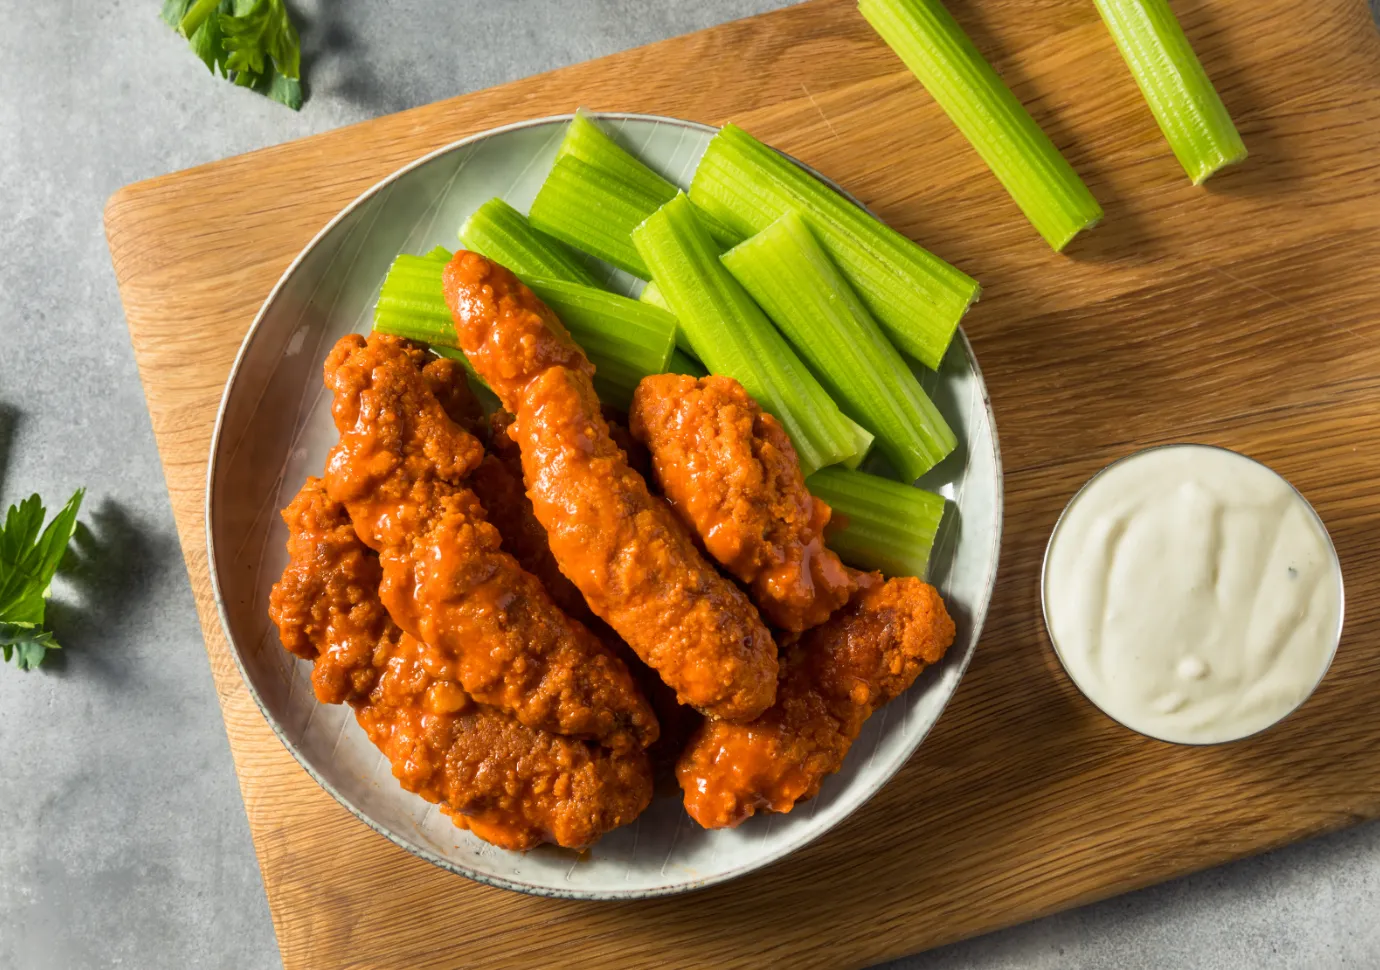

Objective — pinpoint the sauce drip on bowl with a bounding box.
[1042,444,1343,745]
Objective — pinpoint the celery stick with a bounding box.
[1093,0,1246,184]
[530,113,742,278]
[690,124,977,369]
[528,156,661,278]
[858,0,1102,252]
[373,254,454,346]
[526,278,677,409]
[665,348,708,378]
[840,419,875,471]
[459,197,601,286]
[639,280,668,311]
[806,466,947,579]
[633,194,860,476]
[557,111,742,248]
[372,253,667,410]
[722,211,954,481]
[639,280,697,355]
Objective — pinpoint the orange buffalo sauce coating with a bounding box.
[478,409,701,777]
[358,633,653,851]
[323,333,657,753]
[678,575,956,829]
[443,251,779,723]
[630,374,855,633]
[269,476,653,850]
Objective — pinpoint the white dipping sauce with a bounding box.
[1043,444,1343,744]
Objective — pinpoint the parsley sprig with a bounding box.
[0,490,84,670]
[161,0,304,110]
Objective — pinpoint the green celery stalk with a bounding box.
[1093,0,1246,184]
[858,0,1102,252]
[459,197,601,286]
[665,348,708,378]
[632,194,861,476]
[640,280,696,355]
[689,124,977,369]
[528,156,660,278]
[556,111,742,247]
[806,466,947,579]
[373,254,454,346]
[525,278,677,410]
[371,253,667,410]
[722,211,954,481]
[639,280,669,311]
[839,419,875,471]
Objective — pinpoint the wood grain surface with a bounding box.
[104,1,1380,967]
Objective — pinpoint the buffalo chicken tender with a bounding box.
[269,476,652,850]
[478,409,702,776]
[442,250,779,722]
[678,575,956,829]
[323,333,657,753]
[630,373,855,632]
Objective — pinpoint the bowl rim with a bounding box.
[204,111,1004,900]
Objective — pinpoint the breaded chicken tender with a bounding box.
[443,251,778,722]
[323,333,657,753]
[677,575,956,828]
[630,373,855,632]
[269,477,653,850]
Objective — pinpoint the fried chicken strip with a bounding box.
[443,251,778,722]
[323,333,657,753]
[677,574,956,829]
[269,477,653,850]
[477,409,702,773]
[630,374,855,632]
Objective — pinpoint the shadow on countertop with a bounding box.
[42,499,182,681]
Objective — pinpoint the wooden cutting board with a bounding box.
[104,1,1380,967]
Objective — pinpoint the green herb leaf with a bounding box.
[188,3,231,77]
[222,0,301,81]
[0,623,59,671]
[160,0,194,29]
[0,489,83,671]
[161,0,304,109]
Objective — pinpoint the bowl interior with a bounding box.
[207,113,1002,899]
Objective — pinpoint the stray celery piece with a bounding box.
[529,155,659,277]
[722,211,955,481]
[525,278,677,410]
[666,348,708,378]
[806,466,947,579]
[858,0,1102,252]
[690,124,977,369]
[557,111,742,248]
[1093,0,1246,184]
[633,194,860,476]
[459,197,601,286]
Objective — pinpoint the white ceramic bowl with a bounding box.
[206,113,1003,899]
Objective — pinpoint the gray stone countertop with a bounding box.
[1,1,1376,968]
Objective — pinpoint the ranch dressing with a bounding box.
[1042,444,1343,744]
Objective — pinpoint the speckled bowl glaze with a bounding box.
[206,113,1003,899]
